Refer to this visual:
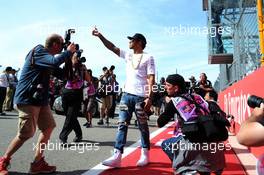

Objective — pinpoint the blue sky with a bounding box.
[0,0,219,86]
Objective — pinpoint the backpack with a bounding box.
[172,94,230,142]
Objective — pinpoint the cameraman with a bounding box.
[97,67,114,125]
[237,101,264,174]
[157,74,225,175]
[237,103,264,146]
[59,51,91,144]
[0,34,76,175]
[108,66,119,120]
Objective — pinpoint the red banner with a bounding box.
[218,66,264,157]
[219,67,264,124]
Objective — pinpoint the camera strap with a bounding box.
[178,94,209,115]
[29,45,40,68]
[27,45,45,86]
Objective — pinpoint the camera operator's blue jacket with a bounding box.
[14,45,72,106]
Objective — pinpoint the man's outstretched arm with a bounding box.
[92,27,120,56]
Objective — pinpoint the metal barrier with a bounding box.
[205,0,261,91]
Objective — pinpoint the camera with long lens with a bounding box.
[74,44,86,63]
[184,81,200,94]
[63,29,75,50]
[109,65,115,71]
[105,65,115,76]
[63,29,86,63]
[247,95,264,108]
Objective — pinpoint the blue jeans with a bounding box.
[162,136,223,175]
[161,136,183,161]
[114,93,150,153]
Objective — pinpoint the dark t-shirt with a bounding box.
[207,100,227,118]
[196,80,212,98]
[157,100,177,127]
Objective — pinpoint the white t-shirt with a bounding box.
[0,73,9,88]
[120,49,155,97]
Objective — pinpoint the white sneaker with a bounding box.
[136,148,149,167]
[102,149,122,167]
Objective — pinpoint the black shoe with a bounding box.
[60,139,67,147]
[86,123,91,128]
[83,122,88,127]
[134,120,138,126]
[105,118,109,124]
[0,112,6,116]
[97,119,104,125]
[73,136,82,142]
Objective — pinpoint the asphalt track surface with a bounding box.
[0,111,159,175]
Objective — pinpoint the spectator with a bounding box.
[83,69,98,128]
[3,68,18,111]
[188,75,197,93]
[189,76,196,86]
[0,34,76,175]
[204,89,227,120]
[108,66,119,119]
[88,69,100,118]
[0,67,12,115]
[151,82,160,116]
[9,69,19,110]
[211,6,224,54]
[97,67,114,125]
[53,78,63,98]
[197,73,213,98]
[92,27,155,167]
[48,76,55,109]
[153,77,166,116]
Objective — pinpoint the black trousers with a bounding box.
[108,94,116,118]
[59,88,82,141]
[0,87,7,113]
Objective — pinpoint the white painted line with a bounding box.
[228,135,257,175]
[155,139,165,147]
[82,122,174,175]
[167,131,174,135]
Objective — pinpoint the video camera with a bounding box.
[104,65,115,75]
[64,29,86,63]
[247,95,264,108]
[63,29,75,50]
[185,81,201,94]
[109,65,115,71]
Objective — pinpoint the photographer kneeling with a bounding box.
[157,74,225,175]
[237,96,264,174]
[237,101,264,147]
[0,34,76,175]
